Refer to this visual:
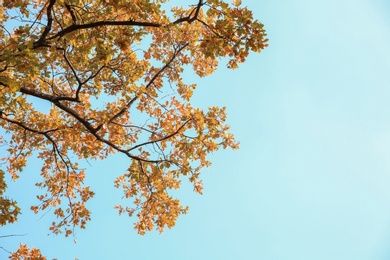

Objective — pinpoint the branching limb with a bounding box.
[46,1,204,41]
[108,43,189,124]
[173,0,204,24]
[128,119,191,152]
[34,0,57,47]
[64,3,78,24]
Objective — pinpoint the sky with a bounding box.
[2,0,390,259]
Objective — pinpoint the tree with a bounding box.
[0,0,267,257]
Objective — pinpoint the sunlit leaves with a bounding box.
[0,0,267,257]
[9,244,46,260]
[0,170,20,226]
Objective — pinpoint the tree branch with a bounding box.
[128,119,191,152]
[173,0,204,24]
[47,20,162,41]
[46,0,205,41]
[0,112,60,135]
[0,234,27,239]
[18,87,167,163]
[108,43,189,124]
[64,3,77,24]
[34,0,57,47]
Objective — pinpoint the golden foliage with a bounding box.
[0,170,20,226]
[9,244,46,260]
[0,0,267,257]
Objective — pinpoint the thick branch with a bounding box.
[46,0,204,41]
[173,0,204,24]
[34,0,56,47]
[47,20,162,41]
[64,3,77,24]
[18,87,165,163]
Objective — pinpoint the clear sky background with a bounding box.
[2,0,390,259]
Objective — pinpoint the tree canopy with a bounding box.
[0,0,267,257]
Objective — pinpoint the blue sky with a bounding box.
[2,0,390,259]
